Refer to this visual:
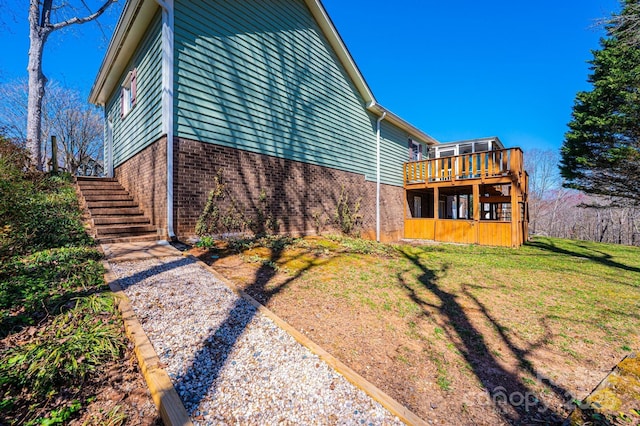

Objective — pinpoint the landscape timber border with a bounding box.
[102,255,194,426]
[100,240,428,425]
[186,254,429,426]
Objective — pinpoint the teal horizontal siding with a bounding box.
[106,12,162,167]
[174,0,410,186]
[380,121,412,182]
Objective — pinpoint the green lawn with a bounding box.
[210,234,640,425]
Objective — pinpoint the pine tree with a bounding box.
[560,1,640,205]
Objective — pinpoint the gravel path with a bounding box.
[110,255,404,425]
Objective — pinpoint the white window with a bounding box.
[459,143,473,155]
[475,141,490,152]
[409,139,422,161]
[121,68,137,117]
[413,195,422,218]
[438,148,456,158]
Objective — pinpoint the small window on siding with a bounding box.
[408,139,422,161]
[121,68,137,118]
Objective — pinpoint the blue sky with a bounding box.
[0,0,621,152]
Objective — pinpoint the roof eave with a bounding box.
[303,0,375,106]
[439,136,505,149]
[90,0,438,147]
[89,0,158,106]
[367,102,439,146]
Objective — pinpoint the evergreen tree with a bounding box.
[560,1,640,205]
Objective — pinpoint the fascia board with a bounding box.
[89,0,158,106]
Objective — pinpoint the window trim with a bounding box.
[121,68,137,118]
[408,139,423,161]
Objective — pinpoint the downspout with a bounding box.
[376,111,386,242]
[156,0,175,239]
[106,116,113,178]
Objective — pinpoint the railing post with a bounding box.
[509,148,519,179]
[403,163,407,186]
[51,135,58,174]
[480,151,486,180]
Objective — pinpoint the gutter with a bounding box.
[155,0,175,239]
[89,0,148,105]
[367,101,438,146]
[376,112,386,242]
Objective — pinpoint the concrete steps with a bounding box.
[77,177,158,244]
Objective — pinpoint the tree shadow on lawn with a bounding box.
[527,239,640,275]
[171,242,333,416]
[398,249,573,425]
[0,254,106,338]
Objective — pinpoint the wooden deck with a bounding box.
[404,148,524,188]
[403,148,529,248]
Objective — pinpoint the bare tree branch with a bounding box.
[50,0,116,31]
[606,1,640,46]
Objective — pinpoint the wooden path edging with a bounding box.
[187,254,429,426]
[102,260,193,426]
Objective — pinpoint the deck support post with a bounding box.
[473,183,480,244]
[510,184,518,247]
[433,187,439,220]
[472,184,480,222]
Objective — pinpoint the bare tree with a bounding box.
[0,78,56,156]
[0,79,31,145]
[524,149,562,234]
[522,147,639,245]
[0,78,103,174]
[48,87,103,174]
[27,0,115,170]
[531,190,640,246]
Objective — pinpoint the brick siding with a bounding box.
[114,136,168,237]
[174,137,405,242]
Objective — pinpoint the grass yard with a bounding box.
[192,235,640,425]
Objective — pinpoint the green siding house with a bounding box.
[90,0,438,241]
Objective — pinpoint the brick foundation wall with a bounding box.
[114,136,168,237]
[174,138,405,242]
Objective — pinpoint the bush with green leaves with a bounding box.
[0,136,90,258]
[0,295,124,397]
[0,247,105,336]
[333,186,362,236]
[0,147,126,424]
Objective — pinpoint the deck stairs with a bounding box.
[76,177,158,244]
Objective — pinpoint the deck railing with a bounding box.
[404,148,524,185]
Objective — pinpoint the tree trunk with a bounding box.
[25,0,114,171]
[26,0,48,170]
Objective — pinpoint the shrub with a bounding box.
[0,247,105,336]
[248,189,279,237]
[196,235,216,248]
[0,146,121,424]
[0,295,124,397]
[326,234,397,257]
[0,136,89,258]
[195,171,225,236]
[196,171,280,238]
[333,186,362,236]
[0,137,32,255]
